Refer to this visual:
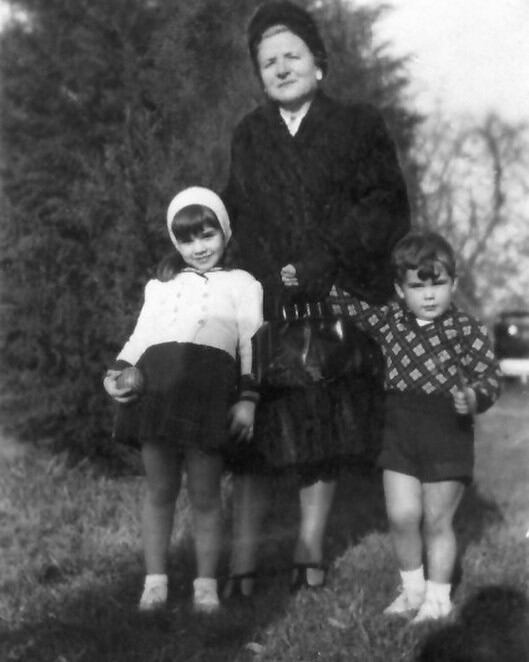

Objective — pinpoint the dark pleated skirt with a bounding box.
[113,342,237,452]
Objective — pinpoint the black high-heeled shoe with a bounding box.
[222,572,257,600]
[289,563,327,593]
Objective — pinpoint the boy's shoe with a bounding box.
[411,597,453,624]
[384,587,425,615]
[138,581,168,612]
[193,578,220,614]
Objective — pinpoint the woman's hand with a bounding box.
[103,369,138,404]
[228,400,256,443]
[281,264,299,287]
[453,386,477,415]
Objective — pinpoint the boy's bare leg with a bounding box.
[383,470,423,570]
[422,480,465,583]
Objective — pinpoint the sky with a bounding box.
[364,0,529,121]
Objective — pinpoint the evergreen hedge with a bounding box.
[0,0,420,456]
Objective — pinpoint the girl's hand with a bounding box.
[228,400,256,443]
[103,369,138,404]
[453,386,477,415]
[281,264,299,287]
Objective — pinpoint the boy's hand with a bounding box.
[453,386,477,415]
[281,264,299,287]
[103,369,138,404]
[228,400,256,443]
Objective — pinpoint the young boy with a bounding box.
[329,231,501,622]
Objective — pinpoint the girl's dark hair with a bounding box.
[391,231,456,284]
[170,203,222,242]
[157,204,235,281]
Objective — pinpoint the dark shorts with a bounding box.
[378,392,474,482]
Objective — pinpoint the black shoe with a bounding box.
[289,563,327,593]
[222,572,256,601]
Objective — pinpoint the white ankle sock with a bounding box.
[425,580,451,603]
[194,577,218,592]
[400,566,425,594]
[144,573,168,589]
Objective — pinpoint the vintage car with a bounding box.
[493,310,529,383]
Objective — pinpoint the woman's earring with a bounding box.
[315,70,323,81]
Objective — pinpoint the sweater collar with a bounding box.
[180,266,224,277]
[395,300,459,327]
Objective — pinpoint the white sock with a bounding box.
[425,580,451,603]
[400,566,425,594]
[144,573,168,589]
[194,577,218,592]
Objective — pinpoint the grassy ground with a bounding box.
[1,382,528,661]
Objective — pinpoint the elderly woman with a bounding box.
[223,0,410,596]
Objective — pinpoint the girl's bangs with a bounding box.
[171,204,221,242]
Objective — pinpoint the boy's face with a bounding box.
[395,265,456,321]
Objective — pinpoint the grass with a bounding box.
[1,382,528,661]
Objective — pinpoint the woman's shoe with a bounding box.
[222,572,257,600]
[289,563,327,593]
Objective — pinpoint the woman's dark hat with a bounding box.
[248,1,327,74]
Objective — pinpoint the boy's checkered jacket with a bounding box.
[331,295,501,413]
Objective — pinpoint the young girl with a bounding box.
[104,187,263,613]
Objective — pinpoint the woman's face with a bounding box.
[256,27,321,112]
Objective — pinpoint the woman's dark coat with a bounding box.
[224,92,411,318]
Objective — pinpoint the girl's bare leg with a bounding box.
[185,448,224,579]
[141,442,182,575]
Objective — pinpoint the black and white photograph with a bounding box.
[1,1,528,660]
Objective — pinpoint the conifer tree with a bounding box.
[1,0,419,455]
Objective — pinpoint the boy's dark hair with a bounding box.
[157,204,235,281]
[391,231,456,283]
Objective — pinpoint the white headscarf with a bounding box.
[166,186,232,248]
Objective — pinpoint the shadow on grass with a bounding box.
[0,541,294,662]
[415,585,529,662]
[234,456,506,591]
[0,445,508,662]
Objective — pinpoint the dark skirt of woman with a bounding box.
[257,369,383,466]
[227,355,385,476]
[113,342,237,453]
